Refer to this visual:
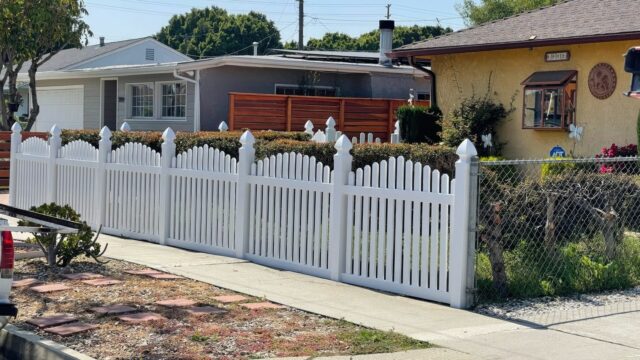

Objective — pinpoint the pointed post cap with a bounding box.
[11,122,22,133]
[218,121,229,132]
[240,130,255,146]
[162,127,176,142]
[456,139,478,158]
[326,116,336,128]
[49,124,61,137]
[120,122,131,132]
[394,120,400,132]
[304,120,314,131]
[334,134,353,153]
[99,126,112,140]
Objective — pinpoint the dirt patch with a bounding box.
[10,257,429,359]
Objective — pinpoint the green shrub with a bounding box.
[540,157,577,180]
[440,94,511,156]
[397,105,442,144]
[18,203,105,268]
[255,140,458,174]
[61,129,311,157]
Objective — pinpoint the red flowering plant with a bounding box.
[596,143,638,173]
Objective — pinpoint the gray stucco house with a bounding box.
[16,25,431,133]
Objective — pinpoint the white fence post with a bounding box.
[235,130,255,258]
[449,139,478,309]
[218,121,229,132]
[304,120,314,136]
[325,116,337,142]
[391,121,400,144]
[328,135,353,281]
[46,125,61,204]
[159,128,176,245]
[120,122,131,132]
[94,126,112,228]
[9,123,22,207]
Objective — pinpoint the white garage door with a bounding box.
[34,86,84,132]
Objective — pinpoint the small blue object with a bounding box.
[550,145,566,157]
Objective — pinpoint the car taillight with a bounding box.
[0,231,13,278]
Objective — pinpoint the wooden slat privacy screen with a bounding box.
[0,131,47,187]
[228,93,430,141]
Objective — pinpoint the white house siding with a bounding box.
[36,78,101,130]
[67,39,191,70]
[115,73,195,132]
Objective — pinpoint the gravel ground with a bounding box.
[10,257,429,360]
[474,287,640,325]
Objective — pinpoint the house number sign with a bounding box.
[545,51,570,62]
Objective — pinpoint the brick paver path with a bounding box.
[240,302,285,310]
[44,322,97,336]
[213,295,248,304]
[61,273,104,280]
[26,314,77,328]
[12,278,42,288]
[118,312,166,324]
[90,305,137,315]
[155,298,197,308]
[31,283,71,293]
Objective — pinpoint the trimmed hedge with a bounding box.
[397,105,442,144]
[60,130,457,173]
[61,130,311,158]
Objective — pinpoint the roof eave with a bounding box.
[391,32,640,59]
[16,64,178,81]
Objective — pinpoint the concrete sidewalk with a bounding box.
[99,234,640,360]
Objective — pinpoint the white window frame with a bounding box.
[126,82,155,119]
[274,83,339,97]
[156,81,187,120]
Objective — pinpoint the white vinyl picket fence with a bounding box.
[9,123,477,308]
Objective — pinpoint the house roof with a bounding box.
[393,0,640,57]
[269,49,380,63]
[21,38,147,72]
[177,55,425,76]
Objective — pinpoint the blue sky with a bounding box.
[84,0,464,45]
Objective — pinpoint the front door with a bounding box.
[102,80,117,130]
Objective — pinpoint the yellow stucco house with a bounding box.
[393,0,640,158]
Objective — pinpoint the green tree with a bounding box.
[304,25,451,51]
[0,0,90,130]
[457,0,559,26]
[155,7,281,58]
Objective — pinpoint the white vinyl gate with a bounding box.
[9,123,477,308]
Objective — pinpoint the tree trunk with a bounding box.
[602,207,622,261]
[481,202,508,298]
[47,241,56,267]
[25,63,39,131]
[544,193,559,249]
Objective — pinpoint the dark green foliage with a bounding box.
[60,130,456,173]
[397,105,442,144]
[18,203,105,268]
[440,94,510,156]
[155,7,281,58]
[637,109,640,151]
[302,25,452,51]
[540,157,576,180]
[351,143,457,174]
[457,0,559,26]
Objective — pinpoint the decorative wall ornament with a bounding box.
[588,63,617,100]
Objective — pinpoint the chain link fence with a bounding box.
[474,156,640,324]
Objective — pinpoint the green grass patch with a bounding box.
[335,325,430,355]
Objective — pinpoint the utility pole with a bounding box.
[385,4,391,20]
[297,0,304,50]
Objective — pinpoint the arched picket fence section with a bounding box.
[341,156,455,303]
[246,152,333,277]
[168,146,239,256]
[110,143,161,166]
[59,140,98,161]
[9,124,477,309]
[21,137,49,157]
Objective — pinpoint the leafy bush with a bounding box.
[256,139,336,167]
[540,157,576,180]
[61,130,311,157]
[440,94,511,156]
[18,203,105,268]
[397,105,442,144]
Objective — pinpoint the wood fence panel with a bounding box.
[0,131,47,188]
[229,93,429,141]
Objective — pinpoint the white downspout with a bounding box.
[173,69,200,132]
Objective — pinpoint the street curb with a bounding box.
[0,324,95,360]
